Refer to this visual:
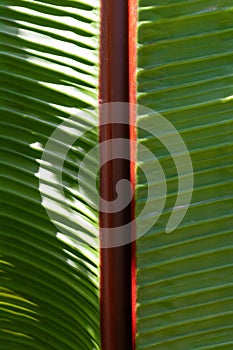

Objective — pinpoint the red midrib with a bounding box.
[99,0,137,349]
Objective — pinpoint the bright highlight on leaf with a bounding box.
[0,1,100,349]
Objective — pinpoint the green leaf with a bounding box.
[136,1,233,349]
[0,1,100,349]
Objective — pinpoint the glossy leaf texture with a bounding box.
[0,1,100,349]
[136,1,233,349]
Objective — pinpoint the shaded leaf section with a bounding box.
[136,1,233,349]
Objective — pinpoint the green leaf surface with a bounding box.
[0,1,100,349]
[136,1,233,349]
